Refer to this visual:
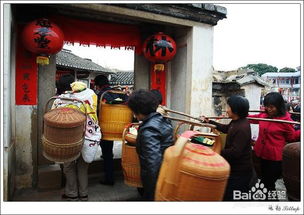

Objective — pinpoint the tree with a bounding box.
[279,67,296,73]
[239,63,278,76]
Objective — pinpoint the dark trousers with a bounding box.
[100,140,114,182]
[223,172,252,201]
[260,159,282,191]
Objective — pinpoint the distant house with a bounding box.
[56,49,114,88]
[212,69,270,139]
[262,67,301,102]
[109,71,134,90]
[213,69,270,114]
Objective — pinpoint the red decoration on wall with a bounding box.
[142,32,177,63]
[21,18,64,65]
[49,15,142,54]
[150,64,167,105]
[16,34,37,105]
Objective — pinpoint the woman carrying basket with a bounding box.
[54,75,101,201]
[127,89,173,200]
[201,95,253,201]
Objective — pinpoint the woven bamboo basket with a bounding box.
[282,142,300,201]
[173,121,222,154]
[99,90,133,141]
[121,123,142,187]
[155,131,230,201]
[42,136,83,163]
[42,97,86,163]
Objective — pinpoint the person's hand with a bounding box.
[200,115,209,123]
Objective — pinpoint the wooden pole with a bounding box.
[207,116,301,125]
[249,109,300,115]
[163,107,300,125]
[163,115,216,129]
[162,106,202,121]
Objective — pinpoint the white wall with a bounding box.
[242,84,262,140]
[15,106,35,189]
[189,25,214,118]
[3,3,14,201]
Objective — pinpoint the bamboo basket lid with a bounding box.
[44,107,86,128]
[180,143,230,179]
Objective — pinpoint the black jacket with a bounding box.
[136,112,173,200]
[209,118,253,176]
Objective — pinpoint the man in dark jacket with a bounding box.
[127,89,173,200]
[94,75,117,185]
[94,75,129,185]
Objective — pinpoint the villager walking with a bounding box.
[201,95,253,201]
[127,89,173,200]
[94,75,129,185]
[248,92,300,197]
[54,74,101,201]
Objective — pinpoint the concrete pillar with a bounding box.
[15,106,36,189]
[169,31,190,114]
[134,54,150,90]
[37,55,62,190]
[3,3,15,200]
[189,25,214,118]
[37,55,57,165]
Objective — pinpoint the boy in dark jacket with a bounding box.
[127,89,173,200]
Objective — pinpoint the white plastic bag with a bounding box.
[81,139,99,163]
[81,116,101,163]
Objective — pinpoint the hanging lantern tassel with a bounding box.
[36,55,50,65]
[154,63,165,71]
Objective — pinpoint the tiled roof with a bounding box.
[236,75,270,87]
[213,69,270,87]
[56,49,113,74]
[109,72,134,85]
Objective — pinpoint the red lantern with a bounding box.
[143,33,176,106]
[21,18,64,65]
[142,32,177,63]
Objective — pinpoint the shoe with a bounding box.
[79,195,88,201]
[99,179,115,186]
[61,194,78,201]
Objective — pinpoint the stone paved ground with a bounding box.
[12,174,287,202]
[13,171,142,201]
[13,140,142,202]
[12,140,288,202]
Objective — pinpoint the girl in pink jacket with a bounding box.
[249,92,300,194]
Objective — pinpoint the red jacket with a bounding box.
[249,113,300,161]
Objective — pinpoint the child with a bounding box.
[127,89,173,200]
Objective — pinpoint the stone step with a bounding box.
[37,165,62,191]
[37,158,123,191]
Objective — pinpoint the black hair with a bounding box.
[227,95,249,118]
[94,75,109,87]
[56,74,74,95]
[150,89,163,104]
[127,89,158,115]
[263,92,286,116]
